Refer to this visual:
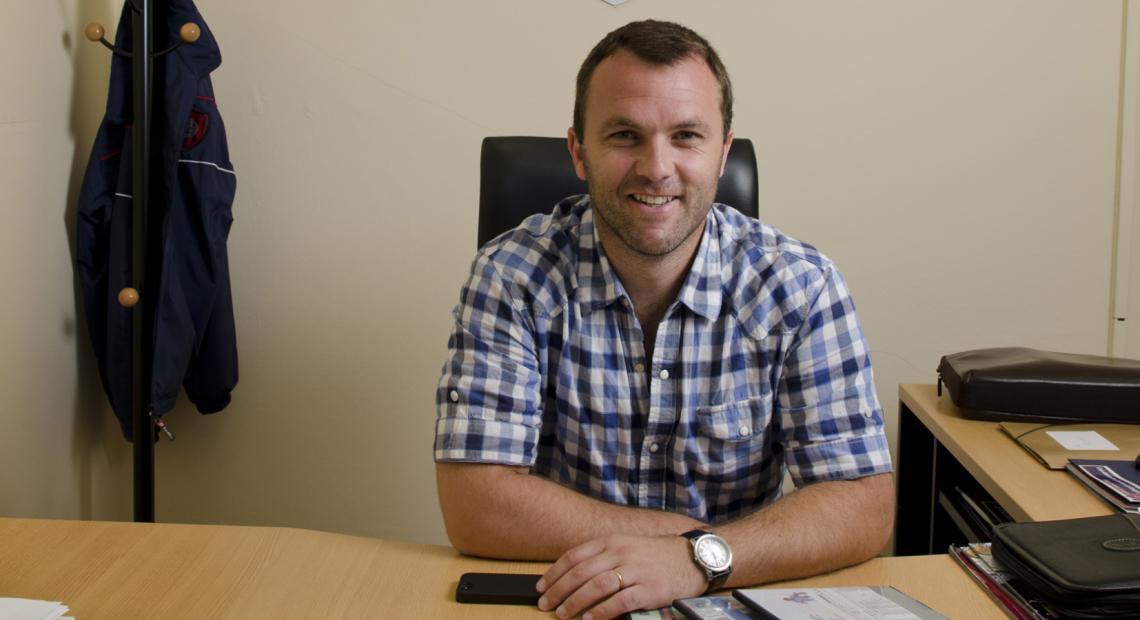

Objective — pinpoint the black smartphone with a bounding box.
[455,572,543,605]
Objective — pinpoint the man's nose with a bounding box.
[634,137,674,183]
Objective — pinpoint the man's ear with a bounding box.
[567,128,588,181]
[718,130,735,177]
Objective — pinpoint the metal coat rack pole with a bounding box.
[130,0,156,524]
[86,0,200,523]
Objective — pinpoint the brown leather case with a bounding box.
[937,347,1140,424]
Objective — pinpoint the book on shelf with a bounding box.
[949,484,1012,540]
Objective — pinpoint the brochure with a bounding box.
[731,586,946,620]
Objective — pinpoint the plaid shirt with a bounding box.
[435,196,891,524]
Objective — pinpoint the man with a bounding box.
[435,20,893,620]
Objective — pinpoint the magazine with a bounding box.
[949,542,1061,620]
[732,586,946,620]
[1066,459,1140,513]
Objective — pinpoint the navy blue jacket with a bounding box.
[77,0,237,441]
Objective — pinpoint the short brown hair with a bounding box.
[573,20,733,141]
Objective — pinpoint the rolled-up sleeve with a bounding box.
[434,252,543,466]
[776,265,893,486]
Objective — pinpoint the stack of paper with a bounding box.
[0,598,71,620]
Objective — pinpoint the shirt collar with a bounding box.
[573,202,724,321]
[675,211,723,321]
[574,207,626,311]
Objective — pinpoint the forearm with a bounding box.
[436,462,703,560]
[716,472,895,587]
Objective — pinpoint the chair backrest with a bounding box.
[477,136,759,248]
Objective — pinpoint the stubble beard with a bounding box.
[581,157,716,259]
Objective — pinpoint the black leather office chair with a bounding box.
[477,136,759,248]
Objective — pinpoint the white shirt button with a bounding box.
[739,425,751,437]
[449,390,459,402]
[634,363,645,373]
[658,369,670,380]
[649,442,660,453]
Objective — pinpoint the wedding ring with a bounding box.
[613,569,625,590]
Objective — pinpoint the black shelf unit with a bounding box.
[895,399,1013,555]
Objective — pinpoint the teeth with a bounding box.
[632,194,673,206]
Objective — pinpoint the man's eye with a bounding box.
[675,131,702,141]
[609,131,638,141]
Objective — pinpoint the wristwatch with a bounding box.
[681,529,733,592]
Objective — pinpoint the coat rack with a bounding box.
[85,1,199,523]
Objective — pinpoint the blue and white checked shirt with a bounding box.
[435,196,891,524]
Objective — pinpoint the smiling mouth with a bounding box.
[630,193,677,207]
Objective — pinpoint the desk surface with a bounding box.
[0,517,1004,619]
[900,383,1111,523]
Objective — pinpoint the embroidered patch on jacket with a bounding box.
[183,110,209,151]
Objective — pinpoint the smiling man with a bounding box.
[435,20,894,620]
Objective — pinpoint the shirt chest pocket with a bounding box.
[690,394,775,483]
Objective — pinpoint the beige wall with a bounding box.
[0,1,134,522]
[1127,1,1140,357]
[1131,166,1140,354]
[3,0,1130,546]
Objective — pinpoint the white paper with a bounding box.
[0,598,71,620]
[1046,430,1119,451]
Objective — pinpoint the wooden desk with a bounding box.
[894,383,1111,555]
[0,518,1003,619]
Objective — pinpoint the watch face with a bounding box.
[695,536,732,571]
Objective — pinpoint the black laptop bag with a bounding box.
[937,347,1140,424]
[992,514,1140,619]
